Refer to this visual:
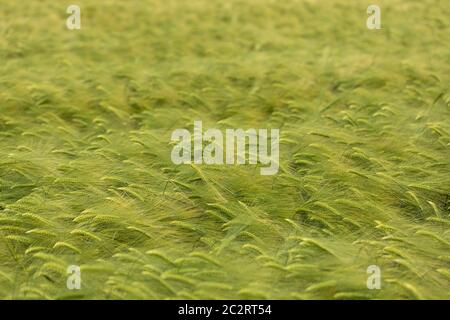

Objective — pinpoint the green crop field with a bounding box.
[0,0,449,300]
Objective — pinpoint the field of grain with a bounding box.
[0,0,449,299]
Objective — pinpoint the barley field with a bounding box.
[0,0,449,299]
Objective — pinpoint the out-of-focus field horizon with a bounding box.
[0,0,449,299]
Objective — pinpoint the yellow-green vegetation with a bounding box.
[0,0,449,299]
